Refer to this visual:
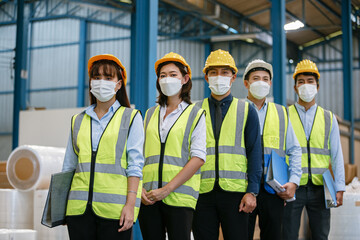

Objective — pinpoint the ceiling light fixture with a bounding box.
[284,20,304,31]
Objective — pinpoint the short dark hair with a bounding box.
[244,67,271,81]
[156,61,192,107]
[89,59,130,108]
[294,72,319,87]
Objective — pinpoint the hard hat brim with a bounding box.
[292,69,320,80]
[243,61,273,81]
[155,57,192,79]
[88,54,127,86]
[203,64,238,74]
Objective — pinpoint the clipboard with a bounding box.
[41,170,75,228]
[323,169,338,208]
[266,150,295,202]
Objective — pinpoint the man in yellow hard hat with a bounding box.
[283,59,345,240]
[242,59,302,240]
[192,49,263,239]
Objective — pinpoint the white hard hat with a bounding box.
[243,59,273,81]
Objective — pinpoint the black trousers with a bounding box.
[248,185,284,240]
[283,185,330,240]
[138,201,194,240]
[192,186,248,240]
[66,205,132,240]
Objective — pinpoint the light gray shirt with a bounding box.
[246,98,302,186]
[294,102,345,192]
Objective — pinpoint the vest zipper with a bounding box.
[215,139,219,183]
[87,106,121,206]
[159,142,165,188]
[88,150,97,205]
[307,140,312,181]
[157,105,191,190]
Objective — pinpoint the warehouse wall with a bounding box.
[0,1,208,160]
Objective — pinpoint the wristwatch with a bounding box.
[249,192,258,197]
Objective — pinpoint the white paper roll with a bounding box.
[34,190,69,240]
[6,145,65,191]
[2,229,37,240]
[0,229,9,240]
[0,190,34,229]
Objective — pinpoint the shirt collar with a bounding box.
[86,100,121,119]
[162,100,188,113]
[209,93,233,104]
[245,97,268,111]
[295,102,317,113]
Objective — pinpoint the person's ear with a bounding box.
[243,80,250,89]
[205,75,209,84]
[294,85,298,94]
[182,74,190,85]
[116,80,122,91]
[230,74,236,84]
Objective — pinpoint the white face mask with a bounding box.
[249,81,270,99]
[159,77,183,96]
[208,76,232,95]
[90,80,118,102]
[297,84,317,102]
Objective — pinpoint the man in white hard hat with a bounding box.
[243,59,302,240]
[283,59,345,240]
[192,49,263,240]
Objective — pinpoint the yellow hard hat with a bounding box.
[155,52,192,79]
[293,59,320,80]
[203,49,238,74]
[88,54,128,86]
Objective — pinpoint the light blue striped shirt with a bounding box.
[246,98,302,186]
[294,102,345,192]
[62,100,144,178]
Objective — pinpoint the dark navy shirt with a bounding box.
[208,94,262,194]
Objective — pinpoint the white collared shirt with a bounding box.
[159,101,206,162]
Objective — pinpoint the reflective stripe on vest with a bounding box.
[262,102,288,176]
[143,104,204,209]
[288,105,332,186]
[66,107,142,220]
[196,98,248,194]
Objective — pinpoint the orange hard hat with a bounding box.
[155,52,192,79]
[88,54,127,86]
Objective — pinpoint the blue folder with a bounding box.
[265,150,295,202]
[322,169,338,208]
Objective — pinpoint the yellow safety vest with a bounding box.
[262,102,288,194]
[195,98,249,194]
[143,104,205,209]
[66,106,142,220]
[288,105,333,185]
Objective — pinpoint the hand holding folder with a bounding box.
[265,150,295,202]
[322,169,338,208]
[41,170,74,228]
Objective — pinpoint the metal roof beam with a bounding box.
[208,0,270,33]
[286,9,326,37]
[313,0,341,19]
[309,0,336,25]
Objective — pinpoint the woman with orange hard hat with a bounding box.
[139,52,206,240]
[62,54,144,240]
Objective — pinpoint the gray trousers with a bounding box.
[283,185,330,240]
